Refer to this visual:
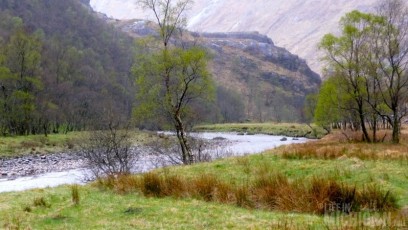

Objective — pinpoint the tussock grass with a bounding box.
[2,126,408,229]
[97,171,398,215]
[71,185,80,206]
[33,197,49,208]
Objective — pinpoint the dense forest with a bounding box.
[0,0,135,135]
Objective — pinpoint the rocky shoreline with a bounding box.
[0,138,229,180]
[0,152,86,179]
[0,134,284,181]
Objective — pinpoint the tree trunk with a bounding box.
[174,114,193,165]
[372,116,377,143]
[391,114,400,144]
[358,105,371,143]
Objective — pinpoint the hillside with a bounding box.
[117,20,321,121]
[0,0,135,134]
[90,0,376,74]
[0,0,321,130]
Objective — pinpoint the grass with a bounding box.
[1,143,407,229]
[2,126,408,229]
[0,130,156,158]
[194,122,326,138]
[0,186,325,229]
[0,132,84,158]
[275,130,408,161]
[120,171,397,214]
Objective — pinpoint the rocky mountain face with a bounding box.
[90,0,377,74]
[117,20,321,121]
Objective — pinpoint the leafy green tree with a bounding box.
[319,0,408,143]
[314,76,344,132]
[0,29,42,135]
[319,11,380,142]
[134,0,214,165]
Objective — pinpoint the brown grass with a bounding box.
[95,172,398,216]
[193,174,219,201]
[71,184,80,206]
[277,130,408,161]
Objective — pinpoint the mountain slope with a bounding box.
[90,0,376,74]
[117,20,320,121]
[0,0,135,133]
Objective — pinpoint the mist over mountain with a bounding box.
[89,0,376,74]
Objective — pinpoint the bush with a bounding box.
[82,122,140,178]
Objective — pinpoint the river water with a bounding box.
[0,132,308,193]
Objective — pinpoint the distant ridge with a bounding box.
[90,0,376,74]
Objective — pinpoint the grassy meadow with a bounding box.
[1,124,408,229]
[0,130,155,159]
[194,122,326,138]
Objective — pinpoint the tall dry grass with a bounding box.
[277,130,408,161]
[96,171,398,215]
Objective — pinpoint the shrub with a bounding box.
[82,122,140,178]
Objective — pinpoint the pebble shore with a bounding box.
[0,152,85,179]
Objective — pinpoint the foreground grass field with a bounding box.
[194,122,326,138]
[1,125,408,229]
[1,186,326,229]
[1,132,408,229]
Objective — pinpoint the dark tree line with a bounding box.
[0,0,135,135]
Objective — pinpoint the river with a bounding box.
[0,132,308,193]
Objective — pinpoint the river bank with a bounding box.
[0,132,308,193]
[0,151,85,179]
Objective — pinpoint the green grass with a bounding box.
[0,132,85,158]
[194,122,326,138]
[0,186,324,229]
[0,130,156,158]
[164,154,408,207]
[1,149,407,229]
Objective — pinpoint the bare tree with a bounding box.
[82,122,139,177]
[372,0,408,143]
[145,134,234,167]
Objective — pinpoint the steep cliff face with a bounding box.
[90,0,376,74]
[118,20,321,121]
